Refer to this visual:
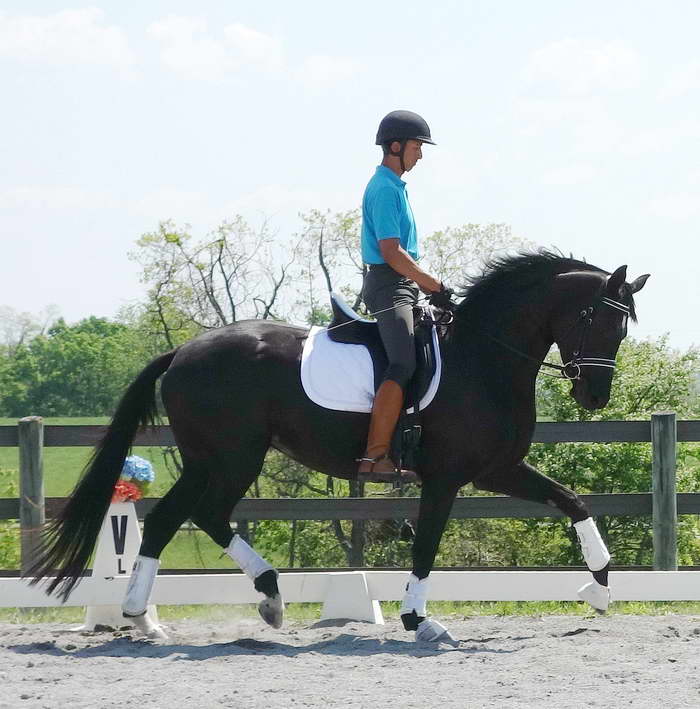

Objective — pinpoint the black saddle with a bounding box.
[326,292,439,412]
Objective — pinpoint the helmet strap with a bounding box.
[388,140,407,173]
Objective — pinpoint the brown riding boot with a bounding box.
[357,380,419,484]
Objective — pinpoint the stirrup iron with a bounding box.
[356,454,419,484]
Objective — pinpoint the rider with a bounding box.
[357,109,451,483]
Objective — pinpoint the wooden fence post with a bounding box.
[651,411,677,570]
[19,416,45,576]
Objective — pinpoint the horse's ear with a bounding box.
[606,265,627,295]
[629,273,650,294]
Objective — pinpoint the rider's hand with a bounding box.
[428,283,454,308]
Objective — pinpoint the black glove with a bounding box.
[428,283,454,308]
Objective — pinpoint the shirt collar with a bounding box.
[376,165,406,187]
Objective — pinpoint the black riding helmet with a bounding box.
[375,110,435,172]
[375,110,436,146]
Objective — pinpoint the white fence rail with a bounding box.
[3,570,700,609]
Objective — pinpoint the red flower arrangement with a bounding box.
[111,479,143,503]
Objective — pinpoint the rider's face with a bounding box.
[402,139,423,171]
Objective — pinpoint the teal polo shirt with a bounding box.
[361,165,419,264]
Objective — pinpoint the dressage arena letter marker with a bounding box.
[73,502,160,632]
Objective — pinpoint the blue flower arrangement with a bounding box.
[120,455,155,496]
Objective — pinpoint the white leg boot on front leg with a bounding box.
[226,534,285,629]
[121,555,168,639]
[574,517,611,613]
[400,573,459,646]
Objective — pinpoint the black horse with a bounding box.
[29,250,648,641]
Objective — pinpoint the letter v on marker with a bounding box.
[111,515,128,555]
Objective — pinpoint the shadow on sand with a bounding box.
[7,631,529,661]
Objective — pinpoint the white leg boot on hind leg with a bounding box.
[122,555,168,639]
[400,574,459,646]
[226,534,285,629]
[574,517,611,612]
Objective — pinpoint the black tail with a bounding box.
[25,349,178,601]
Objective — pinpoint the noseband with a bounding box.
[488,295,631,381]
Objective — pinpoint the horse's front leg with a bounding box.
[401,478,460,644]
[473,460,611,612]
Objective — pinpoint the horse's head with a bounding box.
[551,265,649,410]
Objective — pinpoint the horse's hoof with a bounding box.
[415,618,459,646]
[577,580,610,613]
[258,593,285,629]
[130,612,169,640]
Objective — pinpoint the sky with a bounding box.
[1,1,698,350]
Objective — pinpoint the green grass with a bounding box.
[0,417,210,569]
[2,601,700,625]
[0,417,175,497]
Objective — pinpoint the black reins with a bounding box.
[485,295,631,380]
[318,291,630,382]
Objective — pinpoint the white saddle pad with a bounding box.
[300,325,442,414]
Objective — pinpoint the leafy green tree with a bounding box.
[0,317,146,417]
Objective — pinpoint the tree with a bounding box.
[422,223,531,286]
[0,317,146,417]
[130,218,303,348]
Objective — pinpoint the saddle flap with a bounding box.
[324,293,439,408]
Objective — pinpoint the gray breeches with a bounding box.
[362,264,419,391]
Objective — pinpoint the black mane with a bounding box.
[455,248,636,321]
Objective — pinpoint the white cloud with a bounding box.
[648,171,700,220]
[617,120,700,156]
[0,8,135,69]
[523,38,642,95]
[148,16,283,81]
[223,23,283,72]
[225,183,353,217]
[541,164,597,186]
[148,16,358,88]
[659,59,700,99]
[147,16,232,81]
[648,192,700,221]
[514,96,621,153]
[131,188,213,223]
[515,97,601,135]
[294,54,361,88]
[0,186,118,210]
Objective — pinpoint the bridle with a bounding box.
[487,295,631,381]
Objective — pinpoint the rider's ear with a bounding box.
[606,265,627,295]
[628,273,650,294]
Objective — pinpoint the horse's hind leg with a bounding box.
[473,461,611,612]
[189,441,284,629]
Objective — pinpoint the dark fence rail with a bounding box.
[2,492,700,522]
[2,413,699,574]
[1,419,699,447]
